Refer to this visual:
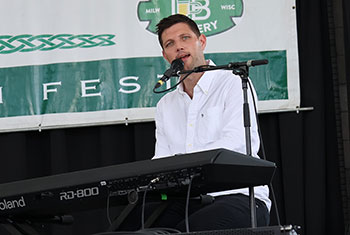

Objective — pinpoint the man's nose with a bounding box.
[175,41,184,52]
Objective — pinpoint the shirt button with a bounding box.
[189,123,193,127]
[188,144,192,147]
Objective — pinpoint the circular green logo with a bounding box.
[138,0,244,37]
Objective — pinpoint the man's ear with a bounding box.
[199,34,207,50]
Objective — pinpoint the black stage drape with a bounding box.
[0,0,347,234]
[344,0,350,114]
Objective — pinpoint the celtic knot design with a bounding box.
[0,34,116,54]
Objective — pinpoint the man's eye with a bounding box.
[182,36,190,40]
[165,42,173,48]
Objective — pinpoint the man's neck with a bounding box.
[182,72,204,99]
[182,59,210,99]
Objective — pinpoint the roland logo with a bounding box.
[0,196,26,211]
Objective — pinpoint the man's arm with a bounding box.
[153,103,172,159]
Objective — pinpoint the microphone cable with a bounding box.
[247,79,281,226]
[141,177,160,230]
[140,175,194,233]
[153,64,214,94]
[153,71,192,94]
[184,175,194,233]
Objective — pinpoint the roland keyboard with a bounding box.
[0,148,276,218]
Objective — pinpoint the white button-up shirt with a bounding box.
[154,60,271,210]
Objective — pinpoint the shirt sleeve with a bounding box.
[153,101,172,159]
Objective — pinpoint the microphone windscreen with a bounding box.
[171,58,184,72]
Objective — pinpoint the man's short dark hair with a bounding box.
[156,14,201,48]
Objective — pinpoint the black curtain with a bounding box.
[344,0,350,113]
[0,0,347,234]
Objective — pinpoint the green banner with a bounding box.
[0,51,286,118]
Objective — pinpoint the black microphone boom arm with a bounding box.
[178,59,268,75]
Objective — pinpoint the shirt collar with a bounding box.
[196,59,215,95]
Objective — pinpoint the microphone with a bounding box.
[154,58,184,89]
[228,59,268,68]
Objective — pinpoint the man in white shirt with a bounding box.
[120,14,270,232]
[154,13,270,230]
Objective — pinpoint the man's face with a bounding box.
[161,22,207,71]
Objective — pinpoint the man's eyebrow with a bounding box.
[179,33,190,37]
[163,33,191,46]
[163,38,174,46]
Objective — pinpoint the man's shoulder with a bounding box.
[157,89,179,106]
[210,69,242,88]
[207,60,241,81]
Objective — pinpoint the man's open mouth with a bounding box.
[178,54,190,61]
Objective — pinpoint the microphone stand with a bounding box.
[231,65,257,228]
[179,62,261,228]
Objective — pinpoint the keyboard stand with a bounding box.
[0,219,40,235]
[107,203,138,231]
